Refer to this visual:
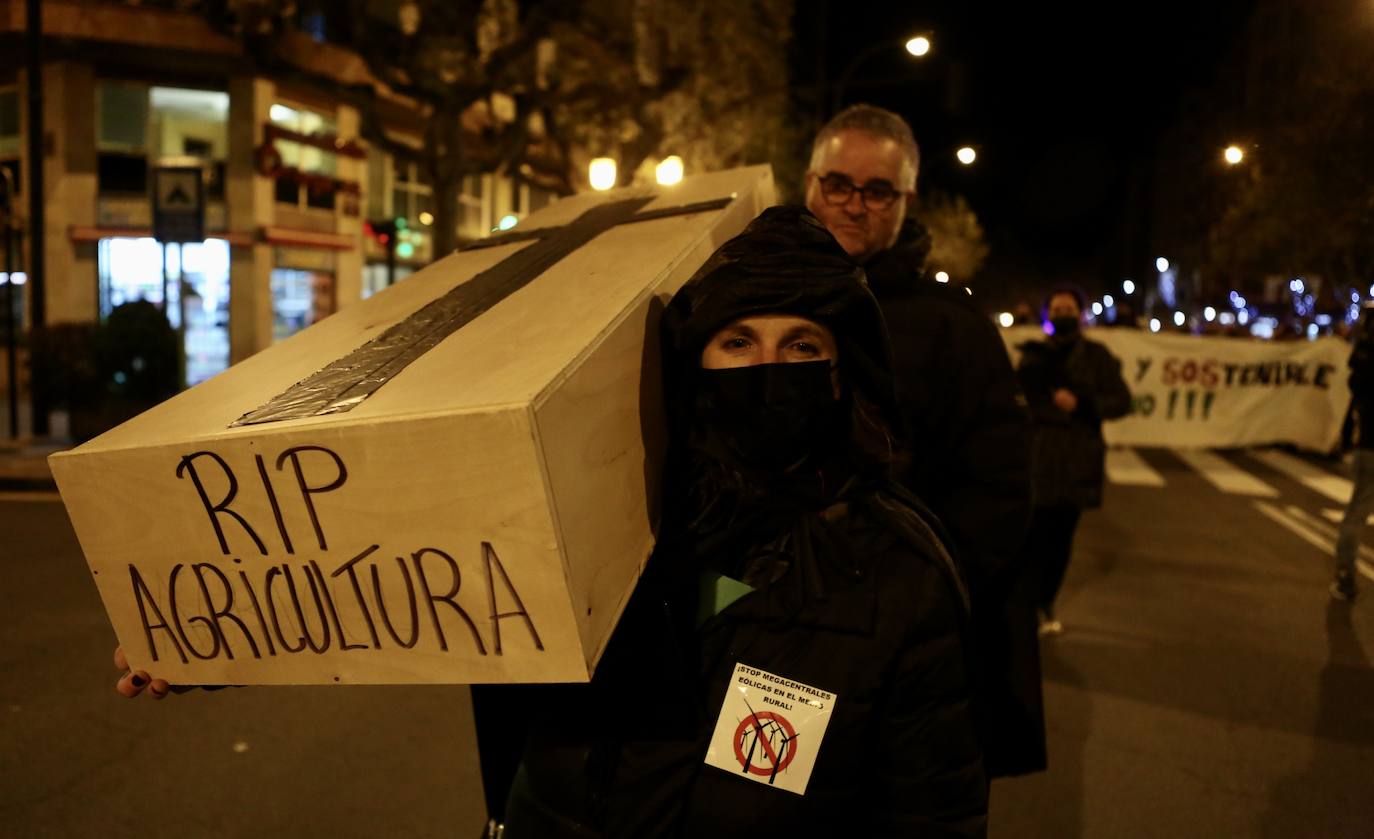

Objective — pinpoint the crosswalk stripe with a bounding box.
[1174,449,1279,497]
[1321,508,1374,526]
[1249,449,1352,504]
[1253,501,1374,582]
[1284,505,1374,564]
[1105,448,1165,487]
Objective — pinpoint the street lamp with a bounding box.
[655,155,684,186]
[1123,279,1136,295]
[956,146,977,165]
[833,33,932,113]
[934,270,950,283]
[998,312,1014,327]
[1224,145,1244,165]
[588,157,617,191]
[1156,256,1170,273]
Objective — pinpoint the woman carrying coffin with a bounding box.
[501,206,986,838]
[113,206,987,837]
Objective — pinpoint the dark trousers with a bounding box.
[1025,504,1082,616]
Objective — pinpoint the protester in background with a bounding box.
[1016,287,1132,635]
[1331,304,1374,602]
[803,103,1039,779]
[503,206,987,837]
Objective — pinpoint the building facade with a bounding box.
[0,0,551,389]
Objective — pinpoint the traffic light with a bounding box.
[365,218,399,247]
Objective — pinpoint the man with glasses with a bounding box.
[804,104,1041,781]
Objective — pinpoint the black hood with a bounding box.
[661,205,900,437]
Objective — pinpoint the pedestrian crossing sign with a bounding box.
[152,166,204,243]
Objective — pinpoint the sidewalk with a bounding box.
[0,399,66,490]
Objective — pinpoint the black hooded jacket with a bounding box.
[862,218,1041,778]
[501,207,988,838]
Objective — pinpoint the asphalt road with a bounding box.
[2,446,1371,838]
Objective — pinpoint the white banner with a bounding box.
[1001,326,1352,453]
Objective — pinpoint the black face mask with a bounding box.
[693,361,845,473]
[1051,316,1081,338]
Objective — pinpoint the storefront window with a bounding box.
[272,268,336,341]
[97,237,231,385]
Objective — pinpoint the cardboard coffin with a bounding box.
[51,165,776,685]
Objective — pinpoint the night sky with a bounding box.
[793,0,1257,310]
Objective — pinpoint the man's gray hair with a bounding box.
[810,104,920,191]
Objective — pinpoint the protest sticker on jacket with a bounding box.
[1001,326,1352,452]
[704,663,838,795]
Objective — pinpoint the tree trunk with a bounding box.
[432,170,462,257]
[426,107,466,260]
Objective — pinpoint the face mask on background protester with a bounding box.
[1051,317,1080,338]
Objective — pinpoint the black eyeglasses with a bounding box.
[815,173,903,210]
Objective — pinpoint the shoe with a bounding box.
[1330,571,1357,602]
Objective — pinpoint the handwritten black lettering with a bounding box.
[372,555,421,649]
[331,545,382,649]
[255,453,294,554]
[266,566,308,654]
[412,548,487,655]
[130,564,187,664]
[193,562,261,660]
[177,451,267,556]
[126,535,544,664]
[277,446,347,551]
[483,542,544,654]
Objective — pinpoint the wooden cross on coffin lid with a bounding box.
[233,193,734,427]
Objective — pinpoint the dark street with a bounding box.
[4,446,1371,838]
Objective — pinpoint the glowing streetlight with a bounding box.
[998,312,1014,328]
[1149,318,1161,333]
[655,155,684,186]
[1224,145,1244,165]
[905,35,932,57]
[935,270,950,283]
[1122,279,1136,295]
[956,146,977,165]
[418,211,434,226]
[834,34,935,113]
[1103,294,1114,308]
[1092,302,1104,316]
[497,214,518,231]
[588,157,617,191]
[1204,306,1216,322]
[1173,311,1185,327]
[1156,256,1170,273]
